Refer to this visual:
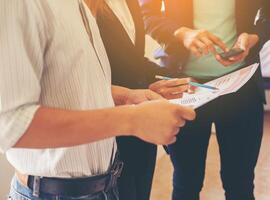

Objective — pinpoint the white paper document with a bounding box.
[170,63,259,109]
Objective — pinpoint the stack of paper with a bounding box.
[170,63,259,109]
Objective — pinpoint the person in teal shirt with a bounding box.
[185,0,245,79]
[140,0,268,199]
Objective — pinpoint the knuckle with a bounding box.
[199,29,207,34]
[173,129,180,136]
[159,88,165,94]
[202,29,207,33]
[207,43,214,48]
[149,85,155,91]
[191,40,197,46]
[201,43,207,48]
[178,120,186,127]
[180,85,189,92]
[175,93,183,99]
[172,119,179,126]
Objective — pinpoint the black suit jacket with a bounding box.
[140,0,270,102]
[96,0,174,89]
[96,1,168,171]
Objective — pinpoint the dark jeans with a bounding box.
[9,176,119,200]
[168,79,264,200]
[116,137,157,200]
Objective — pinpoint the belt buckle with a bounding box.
[32,176,41,197]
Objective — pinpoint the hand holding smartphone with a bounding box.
[219,48,244,60]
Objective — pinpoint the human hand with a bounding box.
[216,33,259,66]
[149,78,196,100]
[174,27,228,57]
[130,100,196,145]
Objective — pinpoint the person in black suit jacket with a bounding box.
[95,1,194,199]
[140,0,270,199]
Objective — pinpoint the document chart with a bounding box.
[170,63,259,109]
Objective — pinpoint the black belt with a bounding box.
[27,156,124,197]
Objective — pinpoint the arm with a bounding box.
[0,1,196,152]
[139,0,187,57]
[15,85,193,150]
[14,106,133,149]
[216,2,270,66]
[140,0,227,62]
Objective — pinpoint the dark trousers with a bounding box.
[116,137,157,200]
[168,79,264,200]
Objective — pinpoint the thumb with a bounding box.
[175,105,196,121]
[239,34,249,50]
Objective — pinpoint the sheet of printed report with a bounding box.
[170,63,259,109]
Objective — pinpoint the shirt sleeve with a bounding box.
[0,0,47,153]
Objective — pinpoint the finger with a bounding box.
[147,90,164,100]
[208,33,228,52]
[149,80,166,91]
[187,78,198,93]
[163,85,190,96]
[177,118,186,127]
[188,85,197,93]
[234,37,242,49]
[171,104,196,121]
[164,78,191,87]
[163,93,183,100]
[215,54,235,66]
[166,136,177,145]
[193,40,209,55]
[190,45,202,57]
[173,128,180,136]
[175,106,196,121]
[228,53,245,62]
[239,33,249,50]
[200,37,216,54]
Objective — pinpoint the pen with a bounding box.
[155,75,219,91]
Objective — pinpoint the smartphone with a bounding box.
[219,48,244,60]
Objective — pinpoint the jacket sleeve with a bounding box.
[139,0,188,59]
[256,1,270,47]
[142,57,186,86]
[245,1,270,64]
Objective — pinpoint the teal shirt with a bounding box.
[184,0,245,79]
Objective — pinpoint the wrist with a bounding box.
[174,27,191,42]
[112,86,132,106]
[251,34,259,44]
[116,105,137,137]
[120,87,132,105]
[246,34,259,50]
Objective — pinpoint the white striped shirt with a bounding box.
[0,0,116,178]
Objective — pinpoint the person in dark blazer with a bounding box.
[95,1,193,199]
[140,0,270,199]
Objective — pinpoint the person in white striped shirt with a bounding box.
[0,0,195,200]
